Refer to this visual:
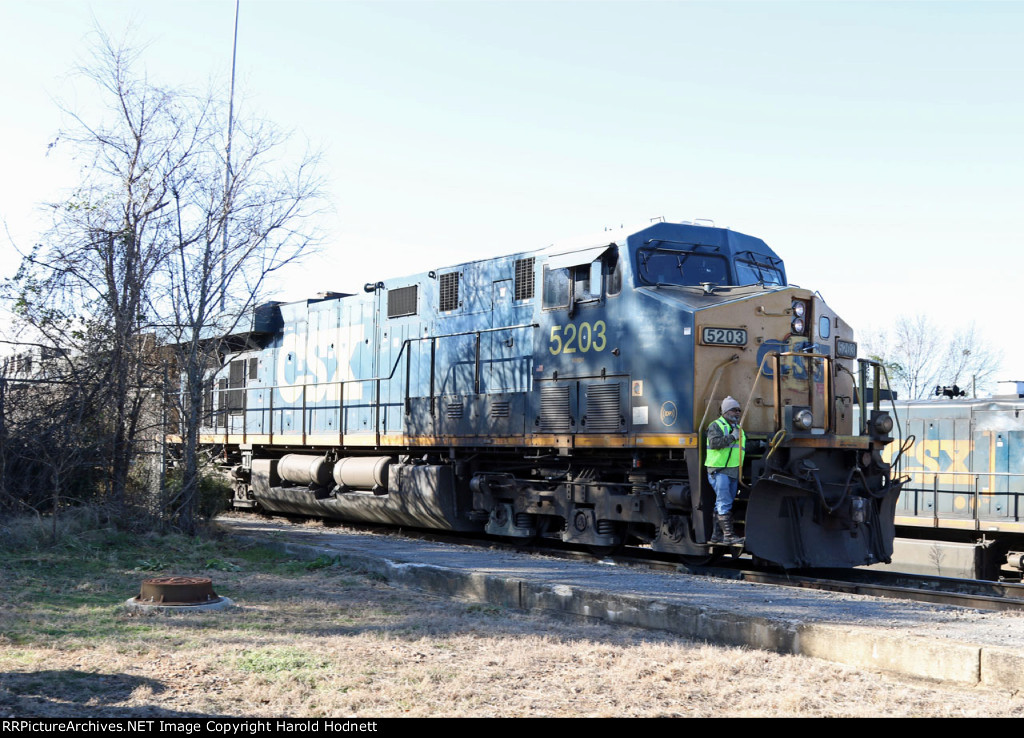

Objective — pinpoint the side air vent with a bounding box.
[446,402,464,420]
[538,385,572,433]
[439,272,460,312]
[583,383,622,432]
[490,401,510,418]
[387,285,418,318]
[228,359,245,412]
[216,378,228,426]
[514,257,535,301]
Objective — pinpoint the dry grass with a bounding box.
[1,511,1024,717]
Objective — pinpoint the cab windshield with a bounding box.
[637,247,730,287]
[734,251,785,286]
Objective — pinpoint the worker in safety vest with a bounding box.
[705,396,745,545]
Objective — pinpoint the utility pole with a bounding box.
[221,0,240,312]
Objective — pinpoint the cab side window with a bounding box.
[544,262,602,309]
[573,261,602,303]
[543,266,570,309]
[543,246,618,309]
[605,249,622,296]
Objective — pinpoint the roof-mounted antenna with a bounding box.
[693,218,716,228]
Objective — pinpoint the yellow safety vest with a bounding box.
[705,416,745,469]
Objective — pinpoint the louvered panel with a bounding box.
[387,285,418,318]
[439,272,460,312]
[446,402,464,420]
[538,385,571,433]
[584,383,621,432]
[514,257,535,300]
[490,401,510,418]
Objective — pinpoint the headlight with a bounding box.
[794,408,814,431]
[790,300,808,334]
[872,412,894,435]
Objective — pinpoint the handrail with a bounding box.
[773,350,833,432]
[856,358,888,435]
[739,351,776,429]
[698,354,740,433]
[198,321,539,444]
[897,469,1024,528]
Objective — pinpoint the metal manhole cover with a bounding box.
[134,576,222,606]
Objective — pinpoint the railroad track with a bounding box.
[541,544,1024,612]
[221,512,1024,613]
[669,562,1024,613]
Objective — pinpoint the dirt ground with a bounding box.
[3,531,1024,718]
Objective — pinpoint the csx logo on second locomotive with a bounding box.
[549,321,608,355]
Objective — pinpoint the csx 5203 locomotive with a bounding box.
[195,220,902,569]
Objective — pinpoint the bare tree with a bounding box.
[863,315,1003,400]
[938,322,1003,396]
[4,33,189,513]
[160,108,323,532]
[3,29,322,530]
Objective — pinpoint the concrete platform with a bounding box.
[871,537,996,579]
[215,516,1024,691]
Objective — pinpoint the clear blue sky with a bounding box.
[1,1,1022,380]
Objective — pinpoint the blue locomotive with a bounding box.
[195,220,902,569]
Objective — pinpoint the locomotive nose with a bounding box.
[744,472,899,569]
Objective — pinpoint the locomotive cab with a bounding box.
[689,287,900,568]
[624,224,902,567]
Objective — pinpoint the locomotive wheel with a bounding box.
[678,552,722,567]
[588,544,623,559]
[499,533,538,549]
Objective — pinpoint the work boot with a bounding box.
[710,513,724,544]
[719,513,744,546]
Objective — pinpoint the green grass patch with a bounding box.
[303,554,342,570]
[236,647,331,674]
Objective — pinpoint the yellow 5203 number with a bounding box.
[549,321,608,355]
